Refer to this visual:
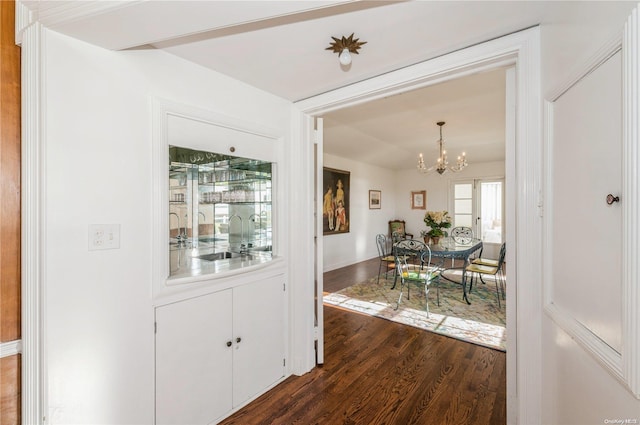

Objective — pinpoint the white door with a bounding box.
[233,276,286,405]
[155,291,233,425]
[314,118,324,364]
[451,179,504,259]
[477,179,504,259]
[550,49,622,353]
[452,180,475,231]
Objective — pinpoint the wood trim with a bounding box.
[0,341,22,358]
[623,5,640,397]
[20,18,44,425]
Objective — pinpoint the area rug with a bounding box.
[324,270,506,351]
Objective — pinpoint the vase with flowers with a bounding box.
[422,210,452,244]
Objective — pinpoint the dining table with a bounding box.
[427,237,483,304]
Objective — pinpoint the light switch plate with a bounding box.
[89,224,121,250]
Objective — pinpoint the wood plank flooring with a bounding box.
[220,257,506,425]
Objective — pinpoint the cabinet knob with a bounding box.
[236,337,242,343]
[226,341,232,347]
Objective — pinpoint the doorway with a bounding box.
[452,179,504,260]
[295,27,543,424]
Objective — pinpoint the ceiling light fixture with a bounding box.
[326,33,366,66]
[417,121,468,175]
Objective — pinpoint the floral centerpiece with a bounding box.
[422,210,452,243]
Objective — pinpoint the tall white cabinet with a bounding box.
[155,275,286,424]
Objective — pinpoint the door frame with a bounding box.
[295,27,542,424]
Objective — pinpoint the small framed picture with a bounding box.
[411,190,426,210]
[369,190,381,209]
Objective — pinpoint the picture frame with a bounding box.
[411,190,426,210]
[323,167,350,234]
[369,190,381,209]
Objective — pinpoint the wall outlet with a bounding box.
[89,224,121,251]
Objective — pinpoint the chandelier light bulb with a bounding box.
[339,48,352,65]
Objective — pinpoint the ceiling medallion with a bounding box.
[326,33,367,66]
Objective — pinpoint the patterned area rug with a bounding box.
[324,270,506,351]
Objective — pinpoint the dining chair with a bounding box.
[464,242,506,307]
[376,234,396,284]
[388,219,414,241]
[451,226,474,244]
[449,226,474,266]
[393,239,441,315]
[471,242,505,268]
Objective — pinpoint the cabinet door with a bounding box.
[232,276,285,405]
[156,290,233,425]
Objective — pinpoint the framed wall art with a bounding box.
[323,167,350,234]
[411,190,426,210]
[369,190,381,209]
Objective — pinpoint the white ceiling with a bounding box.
[321,67,507,169]
[27,0,636,169]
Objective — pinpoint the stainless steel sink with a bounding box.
[196,252,239,261]
[248,245,272,252]
[196,251,259,261]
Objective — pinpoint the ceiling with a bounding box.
[27,1,636,169]
[321,67,507,170]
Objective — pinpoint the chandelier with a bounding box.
[417,121,468,175]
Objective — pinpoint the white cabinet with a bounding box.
[155,275,285,424]
[156,289,233,424]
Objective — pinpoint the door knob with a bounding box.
[226,341,232,347]
[236,337,242,343]
[606,194,620,205]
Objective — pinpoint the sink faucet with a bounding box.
[228,214,246,252]
[170,212,188,245]
[249,213,262,247]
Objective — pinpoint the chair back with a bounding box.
[451,226,474,244]
[376,234,389,258]
[393,239,432,270]
[496,242,506,270]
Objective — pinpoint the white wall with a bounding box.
[43,30,292,424]
[322,152,504,271]
[394,161,505,237]
[322,153,396,271]
[540,3,640,423]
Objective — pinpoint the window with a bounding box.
[453,182,473,228]
[452,180,504,244]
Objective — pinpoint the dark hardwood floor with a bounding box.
[220,257,507,425]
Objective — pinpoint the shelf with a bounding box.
[169,147,273,278]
